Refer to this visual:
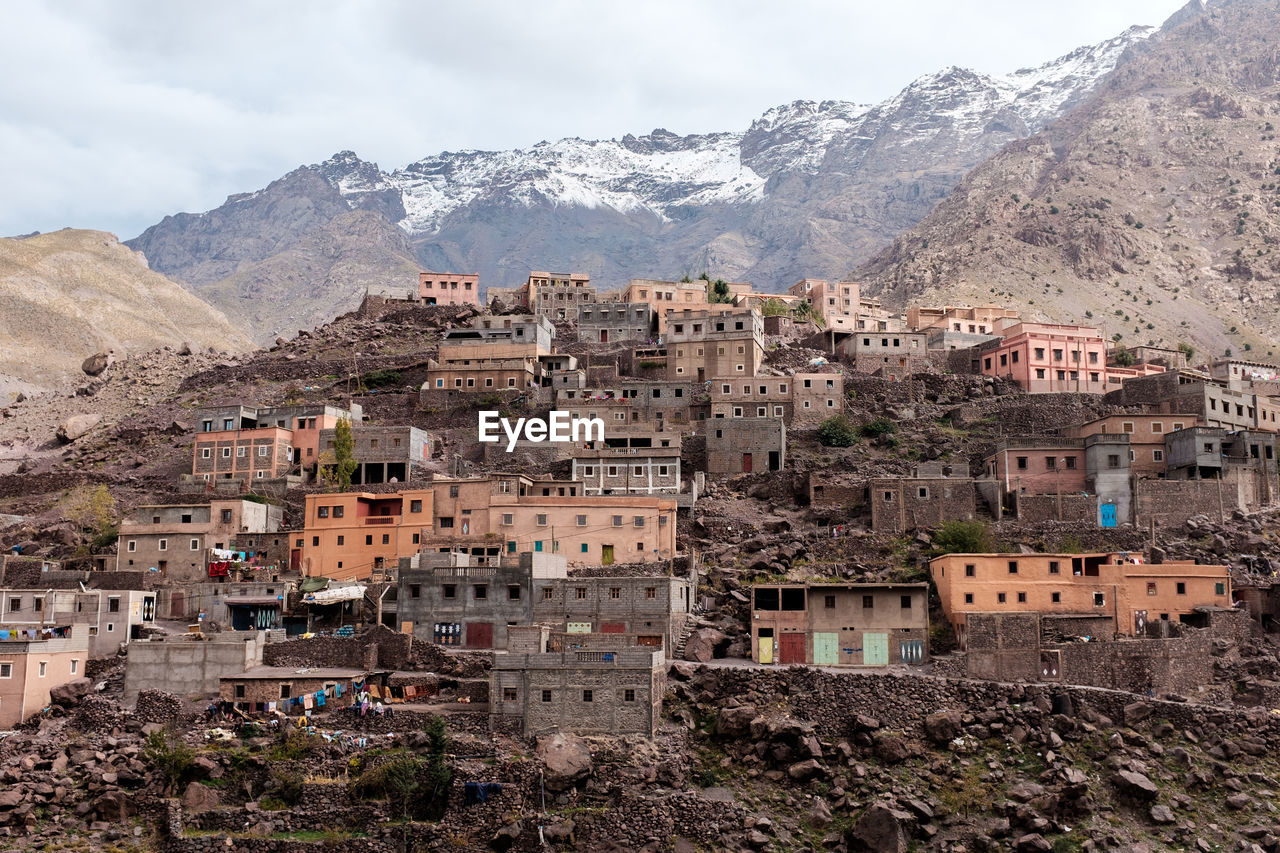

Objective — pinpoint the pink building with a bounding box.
[985,437,1088,496]
[0,625,88,728]
[978,323,1109,394]
[419,272,480,307]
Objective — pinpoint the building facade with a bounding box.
[0,625,89,727]
[750,583,929,666]
[117,500,283,582]
[418,272,480,307]
[706,418,785,475]
[977,323,1111,394]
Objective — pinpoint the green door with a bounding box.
[863,632,889,667]
[813,632,838,666]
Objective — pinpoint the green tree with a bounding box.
[817,415,860,447]
[60,484,118,552]
[144,730,195,796]
[709,278,733,304]
[930,520,995,556]
[1112,346,1135,366]
[1177,341,1195,363]
[319,418,358,490]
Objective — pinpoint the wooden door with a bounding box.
[779,632,806,664]
[863,632,889,666]
[601,622,626,634]
[601,544,614,565]
[813,632,838,666]
[742,453,753,473]
[465,621,493,649]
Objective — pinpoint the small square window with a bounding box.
[997,592,1007,604]
[1051,592,1061,603]
[508,585,521,601]
[1093,592,1105,607]
[824,595,836,609]
[1176,582,1186,595]
[964,564,975,577]
[1048,561,1059,574]
[1017,592,1027,603]
[862,595,874,609]
[624,689,636,702]
[582,690,593,703]
[964,593,974,604]
[503,687,518,702]
[541,689,552,703]
[442,584,456,599]
[474,585,487,600]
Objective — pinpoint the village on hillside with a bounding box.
[4,268,1280,851]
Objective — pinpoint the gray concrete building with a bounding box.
[531,575,693,652]
[123,630,266,704]
[490,629,665,736]
[317,425,430,485]
[442,314,555,352]
[570,429,682,495]
[706,418,785,475]
[577,303,656,344]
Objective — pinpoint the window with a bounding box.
[0,663,10,678]
[1147,582,1157,596]
[1051,592,1061,603]
[612,515,623,527]
[1153,449,1164,462]
[158,539,167,551]
[1034,347,1045,360]
[503,687,518,702]
[280,684,291,699]
[38,662,46,678]
[1016,457,1028,470]
[1176,582,1186,595]
[318,506,329,518]
[7,597,18,612]
[965,564,975,577]
[333,506,343,518]
[108,597,120,613]
[237,446,246,457]
[190,538,200,551]
[1064,457,1076,469]
[235,684,245,698]
[473,585,487,600]
[536,514,548,526]
[1215,582,1226,595]
[1048,561,1060,575]
[964,593,974,604]
[508,585,521,601]
[1008,561,1018,574]
[633,516,645,528]
[221,447,231,458]
[410,500,422,513]
[365,535,372,545]
[201,448,211,459]
[409,584,422,599]
[1093,592,1105,607]
[582,690,593,703]
[645,587,656,599]
[624,689,636,702]
[501,513,513,526]
[575,587,587,600]
[609,587,621,600]
[1045,456,1056,470]
[381,534,389,545]
[312,536,319,546]
[1107,454,1121,469]
[900,595,912,609]
[997,592,1007,604]
[1035,369,1046,379]
[862,595,874,609]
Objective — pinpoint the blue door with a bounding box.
[1100,503,1117,528]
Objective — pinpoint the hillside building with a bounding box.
[749,583,929,666]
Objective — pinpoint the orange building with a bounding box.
[977,323,1110,394]
[929,552,1232,647]
[0,625,89,728]
[298,476,678,581]
[418,272,480,307]
[193,404,358,478]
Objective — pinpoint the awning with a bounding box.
[298,577,330,594]
[224,596,282,607]
[302,585,366,605]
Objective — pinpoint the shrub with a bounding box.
[144,730,196,795]
[362,369,402,389]
[1112,347,1135,367]
[930,520,994,556]
[861,417,897,438]
[817,415,860,447]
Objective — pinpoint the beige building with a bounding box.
[1,587,155,658]
[665,307,765,380]
[709,373,843,427]
[750,583,929,666]
[117,500,283,583]
[525,272,596,320]
[906,304,1020,334]
[0,625,89,728]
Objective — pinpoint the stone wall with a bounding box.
[261,626,411,671]
[1134,478,1233,527]
[1057,634,1213,696]
[1013,493,1096,523]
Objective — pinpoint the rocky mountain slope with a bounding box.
[0,230,253,399]
[128,26,1151,340]
[858,0,1280,358]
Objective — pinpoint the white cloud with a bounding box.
[0,0,1185,239]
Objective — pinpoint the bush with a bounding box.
[144,730,196,795]
[930,520,995,556]
[1112,347,1135,367]
[362,369,402,389]
[861,418,897,438]
[817,415,860,447]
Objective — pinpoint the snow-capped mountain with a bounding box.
[319,25,1151,238]
[129,24,1154,342]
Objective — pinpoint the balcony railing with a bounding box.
[363,516,400,525]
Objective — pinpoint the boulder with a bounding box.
[874,733,911,764]
[92,791,133,822]
[683,628,727,663]
[181,783,221,814]
[489,820,522,850]
[716,705,758,739]
[787,759,825,781]
[1113,770,1159,802]
[1015,834,1052,852]
[848,803,912,853]
[923,709,963,745]
[1149,804,1175,824]
[1123,701,1153,725]
[0,790,23,809]
[536,733,592,792]
[49,677,93,706]
[56,414,102,443]
[81,352,110,376]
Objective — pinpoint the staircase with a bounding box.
[671,598,707,659]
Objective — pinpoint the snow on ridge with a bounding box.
[325,26,1151,233]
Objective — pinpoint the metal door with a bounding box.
[863,632,889,666]
[1100,503,1117,528]
[813,632,838,666]
[566,622,592,634]
[465,621,493,649]
[757,635,774,664]
[601,622,626,634]
[742,453,753,473]
[900,639,924,664]
[779,633,806,664]
[601,545,614,565]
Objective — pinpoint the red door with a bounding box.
[601,622,626,634]
[742,453,753,473]
[600,330,608,343]
[465,622,493,649]
[779,633,806,664]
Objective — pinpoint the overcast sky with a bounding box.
[2,0,1185,240]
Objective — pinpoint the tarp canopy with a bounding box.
[302,585,365,605]
[298,577,330,594]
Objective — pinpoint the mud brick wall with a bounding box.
[1134,479,1233,527]
[964,612,1040,681]
[1014,493,1096,523]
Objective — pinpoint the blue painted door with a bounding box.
[1100,503,1117,528]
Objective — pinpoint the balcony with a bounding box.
[363,516,400,525]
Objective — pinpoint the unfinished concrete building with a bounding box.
[569,428,682,495]
[531,575,694,652]
[577,303,656,344]
[317,425,429,485]
[868,463,981,533]
[750,583,929,666]
[706,418,785,475]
